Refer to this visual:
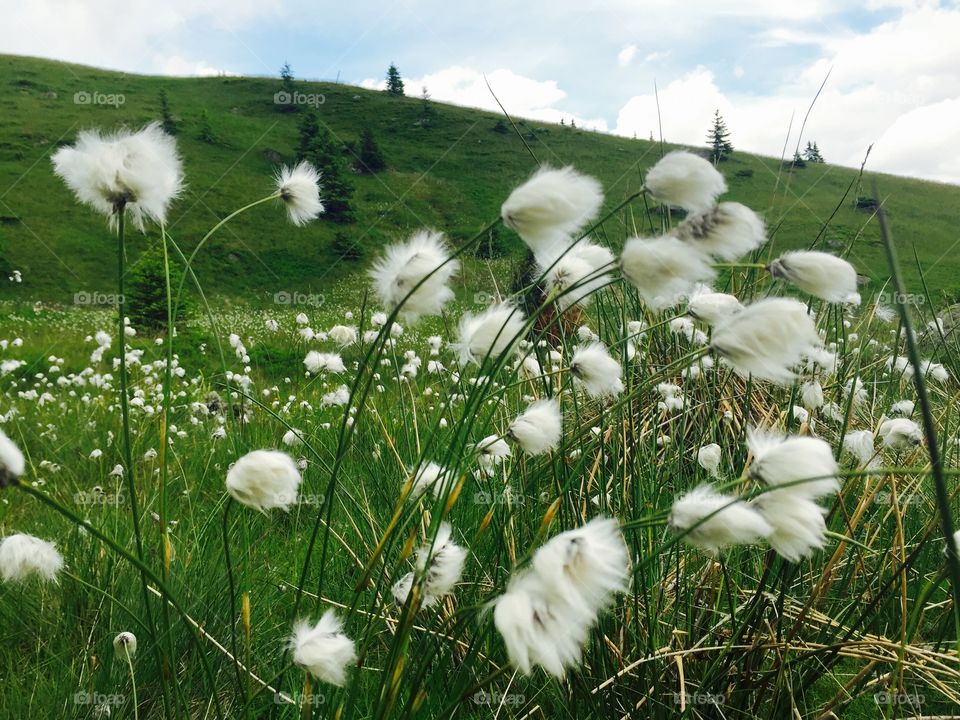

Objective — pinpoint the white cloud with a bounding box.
[159,56,236,77]
[617,45,638,67]
[870,99,960,183]
[365,66,609,131]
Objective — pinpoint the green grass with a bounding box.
[3,53,960,305]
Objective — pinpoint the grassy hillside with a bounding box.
[2,53,960,305]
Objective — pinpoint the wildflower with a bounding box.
[225,450,302,512]
[289,611,357,686]
[507,398,562,455]
[620,236,715,310]
[304,351,345,374]
[321,385,350,407]
[673,202,766,260]
[843,430,876,466]
[644,151,726,212]
[669,485,772,554]
[456,303,525,366]
[369,230,459,320]
[0,429,25,487]
[409,461,452,498]
[328,325,357,347]
[113,632,138,661]
[801,380,824,410]
[767,251,860,305]
[569,343,623,399]
[697,443,722,477]
[890,399,915,416]
[747,429,840,498]
[687,287,742,325]
[265,318,279,332]
[539,240,615,311]
[392,523,467,607]
[879,417,923,450]
[0,533,64,583]
[501,166,603,252]
[52,122,183,230]
[282,429,304,447]
[276,161,323,225]
[710,298,822,384]
[475,435,511,474]
[752,493,828,562]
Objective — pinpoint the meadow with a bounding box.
[1,58,960,720]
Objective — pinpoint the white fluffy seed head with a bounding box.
[843,429,876,466]
[710,298,823,384]
[276,161,324,225]
[113,632,138,661]
[687,286,742,326]
[768,251,860,305]
[569,342,624,399]
[52,122,184,230]
[328,325,357,347]
[669,485,773,554]
[747,429,840,499]
[620,236,715,310]
[0,429,25,486]
[507,398,562,455]
[673,202,766,260]
[501,166,604,252]
[752,493,828,563]
[538,240,615,311]
[0,533,64,584]
[289,611,357,686]
[303,351,345,374]
[801,379,825,410]
[225,450,302,512]
[413,522,467,606]
[369,230,459,321]
[456,303,525,366]
[879,417,924,450]
[644,151,727,213]
[697,443,722,477]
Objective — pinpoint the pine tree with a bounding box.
[812,141,824,163]
[296,112,321,161]
[385,63,405,96]
[159,90,177,135]
[792,150,807,168]
[570,118,577,129]
[299,122,354,222]
[197,109,217,144]
[707,109,733,162]
[357,127,386,173]
[126,244,192,329]
[420,86,436,122]
[332,231,363,261]
[280,62,294,93]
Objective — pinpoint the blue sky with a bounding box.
[3,0,959,182]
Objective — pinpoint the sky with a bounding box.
[3,0,959,183]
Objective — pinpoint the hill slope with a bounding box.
[2,54,960,305]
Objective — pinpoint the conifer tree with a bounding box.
[707,109,734,162]
[385,63,405,96]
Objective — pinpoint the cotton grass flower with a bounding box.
[687,286,742,325]
[0,429,25,487]
[506,398,562,455]
[569,343,623,399]
[409,461,452,499]
[52,122,183,230]
[493,518,629,676]
[710,298,822,384]
[752,493,828,562]
[767,251,860,305]
[501,166,603,253]
[644,151,727,213]
[747,429,840,499]
[392,522,467,607]
[673,202,766,260]
[303,351,345,374]
[369,230,459,320]
[289,611,357,686]
[697,443,722,477]
[225,450,302,512]
[0,533,64,583]
[669,485,772,554]
[843,429,876,466]
[113,632,138,661]
[620,236,715,310]
[328,325,357,347]
[538,240,614,311]
[475,435,511,474]
[276,161,323,225]
[456,303,525,366]
[879,417,923,450]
